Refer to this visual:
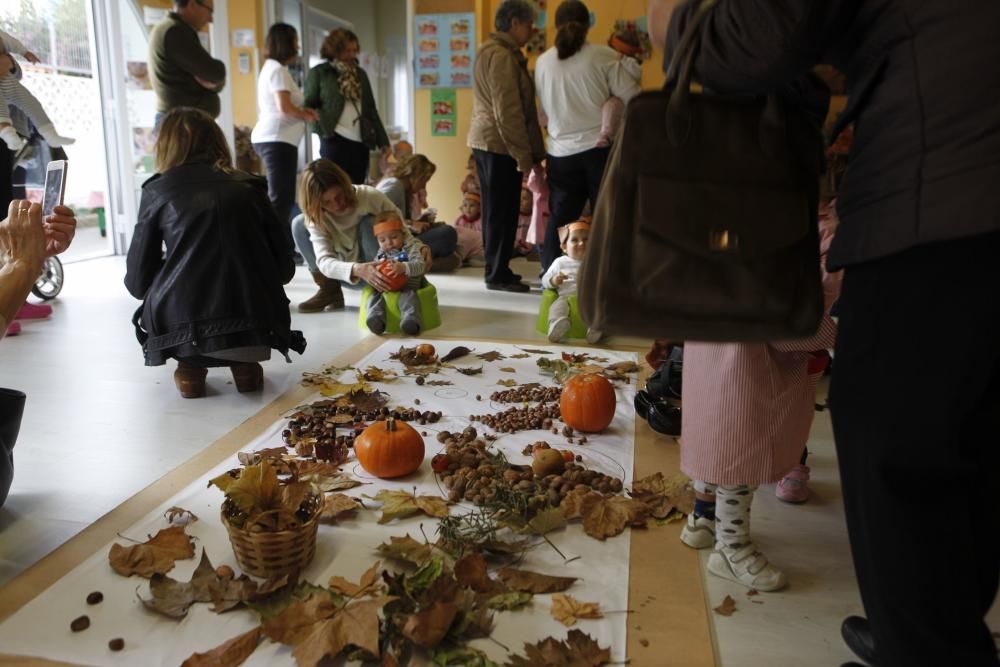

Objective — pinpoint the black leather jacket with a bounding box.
[124,161,305,366]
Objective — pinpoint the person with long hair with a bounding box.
[124,108,304,399]
[376,154,461,272]
[534,0,640,272]
[304,28,390,184]
[251,23,318,235]
[468,0,544,292]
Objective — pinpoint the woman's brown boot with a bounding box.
[298,271,345,312]
[174,361,207,398]
[230,363,263,392]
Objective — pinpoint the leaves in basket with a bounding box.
[560,490,650,540]
[507,629,611,667]
[456,366,484,376]
[329,561,383,597]
[440,345,473,363]
[367,489,450,524]
[320,493,363,522]
[108,525,195,578]
[164,506,198,526]
[290,596,394,667]
[377,534,439,567]
[477,350,505,362]
[550,594,603,627]
[496,568,576,594]
[209,462,279,515]
[140,550,257,618]
[488,591,533,610]
[180,626,264,667]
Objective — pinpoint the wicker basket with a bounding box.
[222,502,320,578]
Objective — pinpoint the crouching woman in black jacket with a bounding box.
[125,107,305,399]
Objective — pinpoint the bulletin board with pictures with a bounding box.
[414,13,475,88]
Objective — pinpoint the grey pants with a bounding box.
[367,288,421,330]
[0,78,53,128]
[548,294,571,327]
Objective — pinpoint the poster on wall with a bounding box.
[525,0,548,54]
[612,17,654,62]
[414,13,475,88]
[430,88,457,136]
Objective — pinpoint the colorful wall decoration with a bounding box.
[430,88,457,136]
[414,13,476,88]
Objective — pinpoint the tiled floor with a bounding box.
[1,256,994,666]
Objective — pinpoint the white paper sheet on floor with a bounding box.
[0,341,638,665]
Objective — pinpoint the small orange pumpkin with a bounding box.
[378,260,408,291]
[354,418,425,478]
[560,373,617,433]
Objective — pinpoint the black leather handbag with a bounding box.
[0,388,26,508]
[578,0,825,342]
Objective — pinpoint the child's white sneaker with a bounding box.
[38,124,75,147]
[547,317,571,343]
[680,513,715,549]
[585,328,603,344]
[1,126,25,151]
[707,543,788,591]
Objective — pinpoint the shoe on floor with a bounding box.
[486,281,530,293]
[429,252,461,273]
[707,543,788,591]
[548,317,571,343]
[5,321,21,336]
[230,362,263,393]
[174,362,207,399]
[841,616,878,665]
[647,401,682,437]
[776,464,811,503]
[680,513,715,549]
[16,302,52,320]
[586,328,603,345]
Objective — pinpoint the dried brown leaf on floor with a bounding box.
[440,345,474,363]
[392,345,439,368]
[629,472,695,519]
[499,367,516,373]
[377,535,438,567]
[164,506,199,525]
[456,366,484,376]
[507,629,611,666]
[320,493,363,523]
[605,361,639,374]
[425,380,454,386]
[367,489,450,524]
[140,550,256,618]
[581,495,649,539]
[519,348,553,355]
[536,357,577,384]
[487,590,533,610]
[497,567,577,594]
[350,389,391,413]
[109,525,195,578]
[523,507,567,535]
[454,552,499,593]
[713,595,737,616]
[362,366,398,382]
[496,379,518,387]
[477,350,506,362]
[180,626,264,667]
[317,379,372,398]
[561,352,590,364]
[510,353,531,359]
[550,594,603,627]
[262,592,341,645]
[400,599,459,648]
[290,596,394,667]
[328,561,383,597]
[245,581,337,623]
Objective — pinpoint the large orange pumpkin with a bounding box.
[560,373,617,433]
[378,260,408,291]
[354,418,425,478]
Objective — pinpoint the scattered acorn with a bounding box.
[416,376,426,386]
[71,615,90,632]
[215,565,234,578]
[108,638,125,652]
[86,591,103,605]
[414,398,421,405]
[416,343,436,358]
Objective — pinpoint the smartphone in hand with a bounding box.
[42,159,68,217]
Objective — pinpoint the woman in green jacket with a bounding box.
[304,28,390,184]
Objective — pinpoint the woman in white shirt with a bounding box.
[251,23,318,231]
[534,0,641,272]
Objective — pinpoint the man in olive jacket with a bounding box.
[468,0,545,292]
[148,0,226,123]
[650,1,1000,666]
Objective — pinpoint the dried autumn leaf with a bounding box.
[262,592,342,645]
[629,472,695,519]
[304,472,364,493]
[210,462,280,515]
[518,348,552,355]
[290,596,393,667]
[109,525,195,578]
[487,591,533,610]
[328,561,383,597]
[141,550,256,618]
[510,353,531,359]
[507,629,611,667]
[368,489,450,524]
[714,595,737,616]
[605,361,639,374]
[362,366,398,382]
[454,553,498,593]
[401,599,459,648]
[281,481,315,516]
[237,446,288,466]
[477,351,505,362]
[497,568,577,594]
[581,495,650,540]
[164,506,198,525]
[377,535,437,567]
[425,380,454,386]
[320,493,362,522]
[440,345,473,363]
[496,379,518,387]
[180,627,264,667]
[350,389,390,413]
[550,594,603,627]
[456,366,484,376]
[498,367,516,373]
[561,352,590,364]
[404,558,446,598]
[524,507,567,535]
[318,379,372,398]
[432,646,500,667]
[245,582,339,623]
[559,490,603,521]
[536,357,578,384]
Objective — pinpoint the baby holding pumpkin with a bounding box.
[366,212,427,336]
[540,219,601,344]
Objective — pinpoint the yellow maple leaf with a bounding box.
[550,593,603,627]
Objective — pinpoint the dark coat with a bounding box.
[124,162,305,366]
[303,61,390,149]
[666,0,1000,269]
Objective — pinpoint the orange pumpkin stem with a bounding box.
[385,418,397,432]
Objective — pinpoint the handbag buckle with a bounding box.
[710,229,739,251]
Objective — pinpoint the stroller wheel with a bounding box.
[32,256,64,301]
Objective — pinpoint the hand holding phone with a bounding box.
[42,160,68,217]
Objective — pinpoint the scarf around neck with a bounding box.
[333,60,362,102]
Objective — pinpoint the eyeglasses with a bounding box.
[194,0,214,14]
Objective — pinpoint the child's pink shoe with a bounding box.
[16,302,52,320]
[5,321,22,336]
[776,464,811,504]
